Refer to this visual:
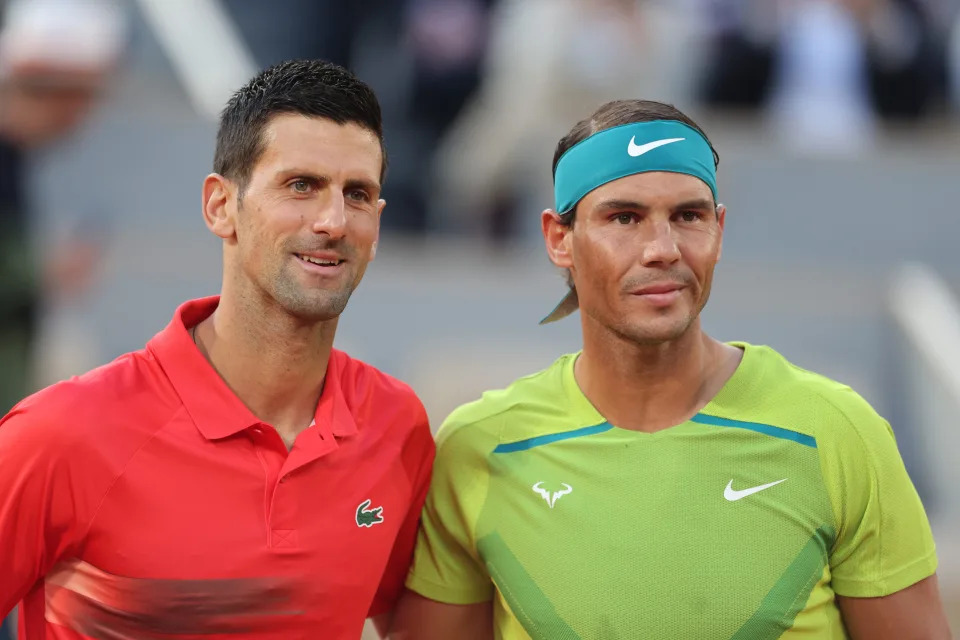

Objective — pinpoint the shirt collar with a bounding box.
[147,296,358,441]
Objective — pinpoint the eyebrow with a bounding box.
[673,198,715,211]
[344,177,381,195]
[275,169,381,194]
[593,197,715,212]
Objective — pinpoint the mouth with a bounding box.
[629,283,685,307]
[295,253,346,272]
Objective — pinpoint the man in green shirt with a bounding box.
[389,99,951,639]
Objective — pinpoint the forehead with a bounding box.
[579,171,714,211]
[255,113,382,183]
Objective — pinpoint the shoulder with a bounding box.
[436,353,577,457]
[738,343,892,450]
[332,350,431,444]
[1,347,180,459]
[333,349,425,416]
[0,349,182,521]
[334,349,422,407]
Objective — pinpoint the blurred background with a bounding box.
[1,0,960,637]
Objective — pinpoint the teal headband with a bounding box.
[553,120,717,213]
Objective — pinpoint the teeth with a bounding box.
[299,254,339,266]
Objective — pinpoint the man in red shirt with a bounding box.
[0,59,435,639]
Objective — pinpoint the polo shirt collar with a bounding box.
[147,296,358,441]
[314,346,358,438]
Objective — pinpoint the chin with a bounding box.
[614,315,696,345]
[275,289,353,322]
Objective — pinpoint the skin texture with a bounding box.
[544,171,741,434]
[196,114,384,448]
[554,171,724,348]
[388,593,491,640]
[389,169,951,639]
[837,574,952,639]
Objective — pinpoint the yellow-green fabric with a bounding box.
[406,343,937,639]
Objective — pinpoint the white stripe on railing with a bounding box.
[134,0,257,120]
[889,262,960,405]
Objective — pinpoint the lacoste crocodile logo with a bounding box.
[356,499,384,527]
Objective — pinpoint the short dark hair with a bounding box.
[552,99,718,226]
[213,59,387,194]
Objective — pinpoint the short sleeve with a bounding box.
[0,402,84,616]
[820,390,937,597]
[367,401,436,617]
[404,416,495,605]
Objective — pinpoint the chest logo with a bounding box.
[724,478,787,502]
[356,499,385,527]
[532,482,573,508]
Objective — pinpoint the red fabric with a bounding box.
[0,297,434,639]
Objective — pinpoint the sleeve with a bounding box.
[820,390,938,598]
[0,403,85,617]
[404,414,494,605]
[367,401,436,618]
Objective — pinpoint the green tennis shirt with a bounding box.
[405,343,937,639]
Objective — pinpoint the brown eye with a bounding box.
[615,213,635,225]
[679,210,701,222]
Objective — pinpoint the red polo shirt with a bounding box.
[0,297,435,639]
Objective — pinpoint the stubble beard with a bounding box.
[270,234,364,322]
[605,289,708,347]
[271,269,356,322]
[613,312,698,347]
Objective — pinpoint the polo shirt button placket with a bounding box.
[249,423,297,549]
[269,474,298,550]
[268,448,299,550]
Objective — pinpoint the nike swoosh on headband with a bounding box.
[627,136,685,157]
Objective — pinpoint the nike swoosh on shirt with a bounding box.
[627,136,685,157]
[724,478,787,501]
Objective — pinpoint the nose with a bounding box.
[639,219,681,266]
[311,189,347,240]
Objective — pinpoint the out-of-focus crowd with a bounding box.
[2,0,960,636]
[226,0,960,241]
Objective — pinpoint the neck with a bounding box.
[193,287,337,447]
[576,316,741,432]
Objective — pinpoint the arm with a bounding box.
[389,589,492,640]
[837,574,951,639]
[387,409,498,639]
[819,389,945,638]
[369,612,391,638]
[0,405,79,616]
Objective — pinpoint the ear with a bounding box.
[370,198,386,261]
[202,173,237,239]
[542,208,574,269]
[715,203,727,261]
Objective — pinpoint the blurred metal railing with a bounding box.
[134,0,256,120]
[888,263,960,526]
